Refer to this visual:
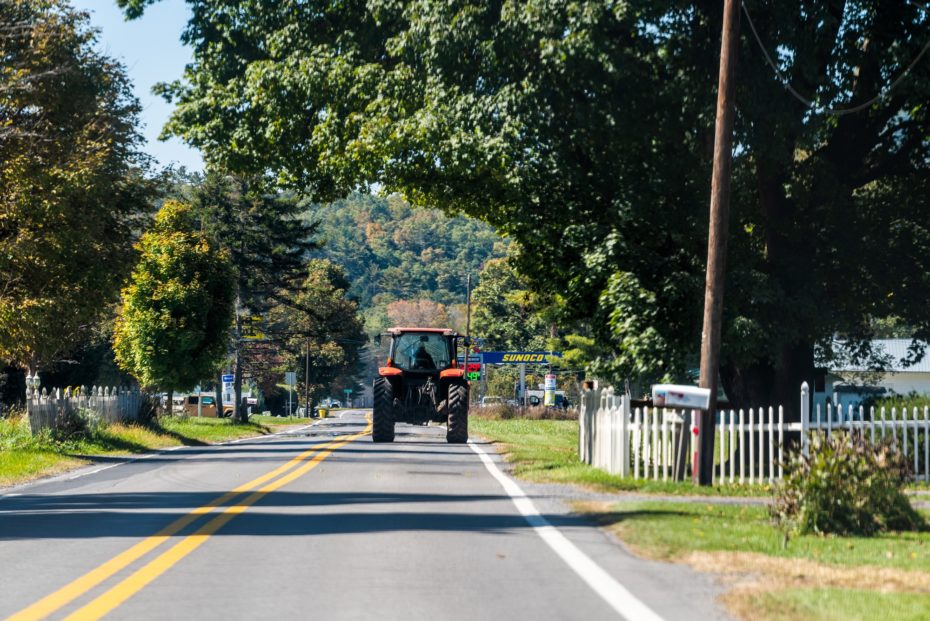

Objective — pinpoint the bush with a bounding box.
[771,432,924,537]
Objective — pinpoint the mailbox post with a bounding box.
[652,385,712,485]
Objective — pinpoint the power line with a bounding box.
[741,1,930,116]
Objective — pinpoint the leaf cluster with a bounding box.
[771,432,925,538]
[0,0,155,370]
[267,259,366,402]
[112,201,236,392]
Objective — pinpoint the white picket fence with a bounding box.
[580,382,930,484]
[26,386,145,435]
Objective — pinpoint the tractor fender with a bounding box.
[379,367,403,377]
[439,368,465,380]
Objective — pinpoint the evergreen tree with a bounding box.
[189,173,316,421]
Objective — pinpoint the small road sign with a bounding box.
[285,371,296,386]
[222,374,234,383]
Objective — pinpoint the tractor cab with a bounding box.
[387,329,456,373]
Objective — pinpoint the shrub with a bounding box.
[771,432,924,537]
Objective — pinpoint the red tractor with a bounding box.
[372,328,470,443]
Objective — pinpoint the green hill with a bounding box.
[309,193,507,331]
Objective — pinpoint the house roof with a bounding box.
[831,339,930,373]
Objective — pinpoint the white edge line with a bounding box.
[468,440,665,621]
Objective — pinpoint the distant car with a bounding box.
[480,396,505,407]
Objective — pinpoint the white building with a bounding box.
[825,339,930,409]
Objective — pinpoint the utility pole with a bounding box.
[465,273,472,384]
[697,0,740,485]
[304,337,310,417]
[465,274,472,341]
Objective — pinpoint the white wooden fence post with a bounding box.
[633,407,642,479]
[619,394,630,478]
[922,406,929,482]
[778,405,784,480]
[730,410,736,483]
[800,382,810,458]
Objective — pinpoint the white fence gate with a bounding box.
[26,386,145,435]
[580,382,930,484]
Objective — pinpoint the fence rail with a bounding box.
[26,386,145,435]
[580,383,930,485]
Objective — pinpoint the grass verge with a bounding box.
[745,588,930,621]
[249,414,313,427]
[578,500,930,621]
[0,413,304,488]
[469,417,770,497]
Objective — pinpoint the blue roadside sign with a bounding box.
[222,374,234,383]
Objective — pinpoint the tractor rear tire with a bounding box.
[446,382,469,444]
[372,377,395,442]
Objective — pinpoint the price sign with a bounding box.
[466,362,481,381]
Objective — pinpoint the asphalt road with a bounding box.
[0,411,731,621]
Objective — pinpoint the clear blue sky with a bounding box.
[72,0,203,172]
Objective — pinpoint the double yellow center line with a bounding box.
[8,418,371,621]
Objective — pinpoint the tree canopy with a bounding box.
[126,1,930,411]
[269,259,366,405]
[311,193,505,309]
[0,0,154,371]
[112,201,235,393]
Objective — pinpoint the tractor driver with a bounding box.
[412,341,436,370]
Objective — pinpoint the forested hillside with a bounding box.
[309,193,507,332]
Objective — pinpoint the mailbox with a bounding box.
[651,384,711,410]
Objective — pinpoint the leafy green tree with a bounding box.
[123,1,930,414]
[269,260,366,409]
[472,257,549,352]
[188,173,316,421]
[0,0,154,375]
[311,193,505,310]
[113,201,235,410]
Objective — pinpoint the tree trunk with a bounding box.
[166,389,173,418]
[234,344,245,423]
[233,290,246,423]
[721,343,814,423]
[214,376,224,418]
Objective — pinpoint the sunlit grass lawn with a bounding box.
[591,501,930,621]
[469,417,770,497]
[0,413,301,487]
[749,588,930,621]
[249,414,312,426]
[594,501,930,572]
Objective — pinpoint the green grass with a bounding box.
[249,414,312,426]
[0,449,86,488]
[155,416,271,444]
[592,501,930,572]
[0,413,286,487]
[470,418,770,497]
[750,589,930,621]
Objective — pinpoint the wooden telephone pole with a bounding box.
[697,0,740,485]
